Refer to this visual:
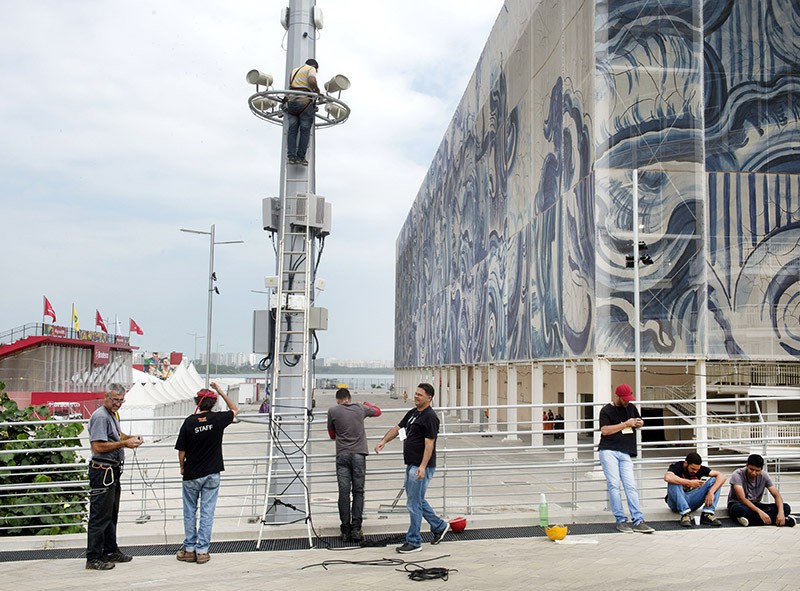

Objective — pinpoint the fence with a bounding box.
[1,392,799,539]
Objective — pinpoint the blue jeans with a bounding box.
[404,465,447,547]
[599,449,645,524]
[336,453,366,533]
[182,473,221,553]
[286,101,315,159]
[666,477,720,515]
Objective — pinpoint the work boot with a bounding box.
[196,553,210,564]
[176,546,197,562]
[103,551,133,563]
[85,559,115,570]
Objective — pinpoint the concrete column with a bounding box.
[505,364,520,441]
[449,366,458,417]
[695,359,708,459]
[460,366,470,422]
[472,365,483,425]
[488,364,498,433]
[592,358,612,464]
[564,362,578,460]
[531,363,544,448]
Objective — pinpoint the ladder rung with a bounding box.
[277,351,307,356]
[277,330,305,336]
[285,180,310,184]
[275,373,304,378]
[282,251,308,255]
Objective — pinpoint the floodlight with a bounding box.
[325,102,346,120]
[246,70,274,87]
[324,74,350,94]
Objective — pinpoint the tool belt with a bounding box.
[89,457,122,470]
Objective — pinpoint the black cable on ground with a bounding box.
[301,554,450,571]
[401,564,457,581]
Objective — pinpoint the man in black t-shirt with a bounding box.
[598,384,654,533]
[375,383,449,554]
[664,451,726,527]
[175,382,238,564]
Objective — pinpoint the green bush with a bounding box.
[0,382,87,536]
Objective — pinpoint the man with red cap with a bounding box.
[175,382,239,564]
[598,383,655,533]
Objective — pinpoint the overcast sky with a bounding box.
[0,0,504,363]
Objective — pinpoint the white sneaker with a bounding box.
[737,517,749,527]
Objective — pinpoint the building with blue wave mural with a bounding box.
[394,0,800,453]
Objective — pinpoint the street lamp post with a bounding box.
[186,332,205,364]
[180,224,243,388]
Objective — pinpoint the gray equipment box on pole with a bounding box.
[252,309,273,354]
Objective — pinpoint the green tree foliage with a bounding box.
[0,382,87,536]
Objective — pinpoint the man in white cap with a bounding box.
[598,383,655,533]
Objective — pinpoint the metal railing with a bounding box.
[1,394,799,539]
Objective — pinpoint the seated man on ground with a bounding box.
[663,451,726,527]
[727,453,795,527]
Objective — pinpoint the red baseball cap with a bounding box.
[615,384,635,402]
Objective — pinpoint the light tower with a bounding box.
[246,0,350,545]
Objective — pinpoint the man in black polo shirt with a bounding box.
[664,451,726,527]
[375,383,449,553]
[175,382,238,565]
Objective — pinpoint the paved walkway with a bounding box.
[1,524,798,591]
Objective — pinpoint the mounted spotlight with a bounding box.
[254,97,278,112]
[324,74,351,94]
[246,70,274,87]
[325,102,346,121]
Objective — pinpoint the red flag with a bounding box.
[95,310,108,333]
[129,318,144,335]
[43,296,56,322]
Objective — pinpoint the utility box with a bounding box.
[290,193,326,229]
[262,197,280,233]
[320,201,332,237]
[308,307,328,330]
[252,310,274,354]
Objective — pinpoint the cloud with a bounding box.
[0,0,503,362]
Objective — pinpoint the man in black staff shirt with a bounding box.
[375,383,450,553]
[85,383,143,571]
[664,451,726,527]
[598,383,655,534]
[175,382,238,564]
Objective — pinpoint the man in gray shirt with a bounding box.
[85,383,143,570]
[728,453,795,527]
[327,388,381,542]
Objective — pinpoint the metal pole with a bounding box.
[632,171,641,402]
[205,224,215,388]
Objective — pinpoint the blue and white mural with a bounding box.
[396,0,800,368]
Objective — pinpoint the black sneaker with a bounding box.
[298,158,309,166]
[351,528,364,542]
[679,514,693,527]
[785,515,796,527]
[340,531,352,543]
[700,513,722,527]
[287,157,298,165]
[103,551,133,563]
[86,559,115,570]
[396,543,421,554]
[431,522,450,545]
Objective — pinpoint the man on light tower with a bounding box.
[286,58,320,166]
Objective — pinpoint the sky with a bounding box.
[0,0,505,363]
